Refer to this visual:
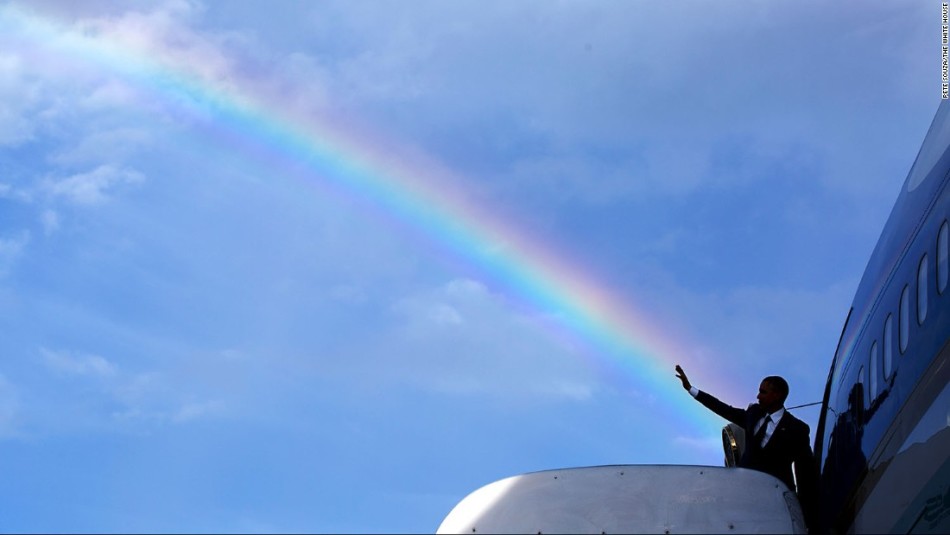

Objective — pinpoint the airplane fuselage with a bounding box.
[815,99,950,534]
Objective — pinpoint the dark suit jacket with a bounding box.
[695,391,816,495]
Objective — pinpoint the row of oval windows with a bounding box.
[857,220,950,406]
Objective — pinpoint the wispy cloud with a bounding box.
[43,165,144,206]
[0,52,42,147]
[171,400,226,423]
[37,348,228,431]
[40,347,117,377]
[111,399,227,426]
[382,278,599,402]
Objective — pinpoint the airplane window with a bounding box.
[858,365,867,409]
[918,254,929,325]
[906,103,950,192]
[869,341,879,400]
[884,314,894,380]
[900,284,910,354]
[939,221,949,294]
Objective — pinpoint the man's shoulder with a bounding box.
[780,410,810,432]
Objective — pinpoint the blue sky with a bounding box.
[0,1,939,532]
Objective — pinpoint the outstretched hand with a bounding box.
[674,364,691,391]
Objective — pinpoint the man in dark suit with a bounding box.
[675,365,817,526]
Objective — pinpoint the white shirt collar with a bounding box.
[766,407,785,423]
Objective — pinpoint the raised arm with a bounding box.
[675,364,746,425]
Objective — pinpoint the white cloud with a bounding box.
[43,0,235,88]
[444,278,486,298]
[113,372,231,427]
[379,278,599,403]
[0,182,35,206]
[50,126,154,168]
[392,278,486,329]
[549,380,595,402]
[259,51,333,116]
[49,0,306,121]
[0,53,42,147]
[428,304,462,325]
[171,400,226,423]
[40,348,117,377]
[80,79,148,111]
[44,164,145,205]
[37,353,231,431]
[111,371,162,406]
[257,1,930,215]
[0,106,38,147]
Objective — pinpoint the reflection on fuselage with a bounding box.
[815,100,950,534]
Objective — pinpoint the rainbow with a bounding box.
[2,6,726,433]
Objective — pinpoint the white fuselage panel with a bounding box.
[437,465,806,534]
